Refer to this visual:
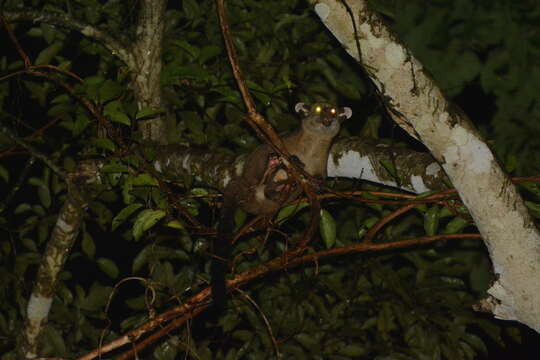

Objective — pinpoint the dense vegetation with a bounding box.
[0,0,539,358]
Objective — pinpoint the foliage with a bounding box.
[0,0,537,359]
[379,0,540,174]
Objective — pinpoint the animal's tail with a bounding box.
[211,195,235,310]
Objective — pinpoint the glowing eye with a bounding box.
[315,106,322,112]
[330,108,336,114]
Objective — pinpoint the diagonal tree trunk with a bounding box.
[309,0,540,332]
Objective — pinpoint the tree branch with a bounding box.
[154,137,451,193]
[311,0,540,332]
[20,181,88,358]
[2,9,135,68]
[80,232,480,359]
[131,0,167,141]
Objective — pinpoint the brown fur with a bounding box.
[211,103,352,308]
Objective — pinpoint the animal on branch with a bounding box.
[211,102,352,308]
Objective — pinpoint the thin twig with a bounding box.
[0,124,66,178]
[0,156,35,213]
[0,13,31,67]
[236,289,281,358]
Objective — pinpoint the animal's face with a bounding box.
[295,103,352,135]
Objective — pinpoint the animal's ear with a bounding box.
[295,102,309,115]
[340,107,352,120]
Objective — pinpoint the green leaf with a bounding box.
[50,102,73,119]
[182,0,200,20]
[443,217,469,234]
[41,23,57,43]
[379,159,398,179]
[246,81,272,105]
[163,64,209,83]
[338,344,367,357]
[524,201,540,219]
[42,326,66,354]
[112,203,143,231]
[51,94,70,104]
[15,253,41,276]
[357,227,367,239]
[174,40,199,59]
[61,110,91,137]
[276,202,309,223]
[93,138,117,152]
[28,177,52,208]
[153,336,180,360]
[180,198,199,216]
[294,333,318,349]
[57,283,74,304]
[81,231,96,258]
[131,173,158,186]
[359,115,382,138]
[35,41,63,65]
[469,256,492,293]
[80,283,113,311]
[99,80,124,103]
[27,27,43,38]
[0,165,9,183]
[462,333,488,355]
[424,204,440,236]
[32,205,46,217]
[89,200,113,228]
[233,208,246,231]
[38,217,50,244]
[165,219,184,229]
[198,45,222,64]
[84,6,100,24]
[361,192,383,213]
[37,186,51,209]
[84,76,105,86]
[320,209,336,249]
[97,257,120,279]
[364,216,379,229]
[125,295,147,310]
[132,245,189,273]
[63,156,77,172]
[28,177,46,188]
[21,238,37,252]
[520,182,540,197]
[132,246,151,273]
[136,107,165,120]
[83,76,104,102]
[281,344,307,359]
[101,163,129,173]
[104,100,131,125]
[190,187,209,196]
[14,203,32,214]
[132,209,166,241]
[439,206,453,218]
[58,60,72,71]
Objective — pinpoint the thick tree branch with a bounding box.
[131,0,167,141]
[154,137,450,194]
[80,232,480,359]
[310,0,540,332]
[20,181,87,359]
